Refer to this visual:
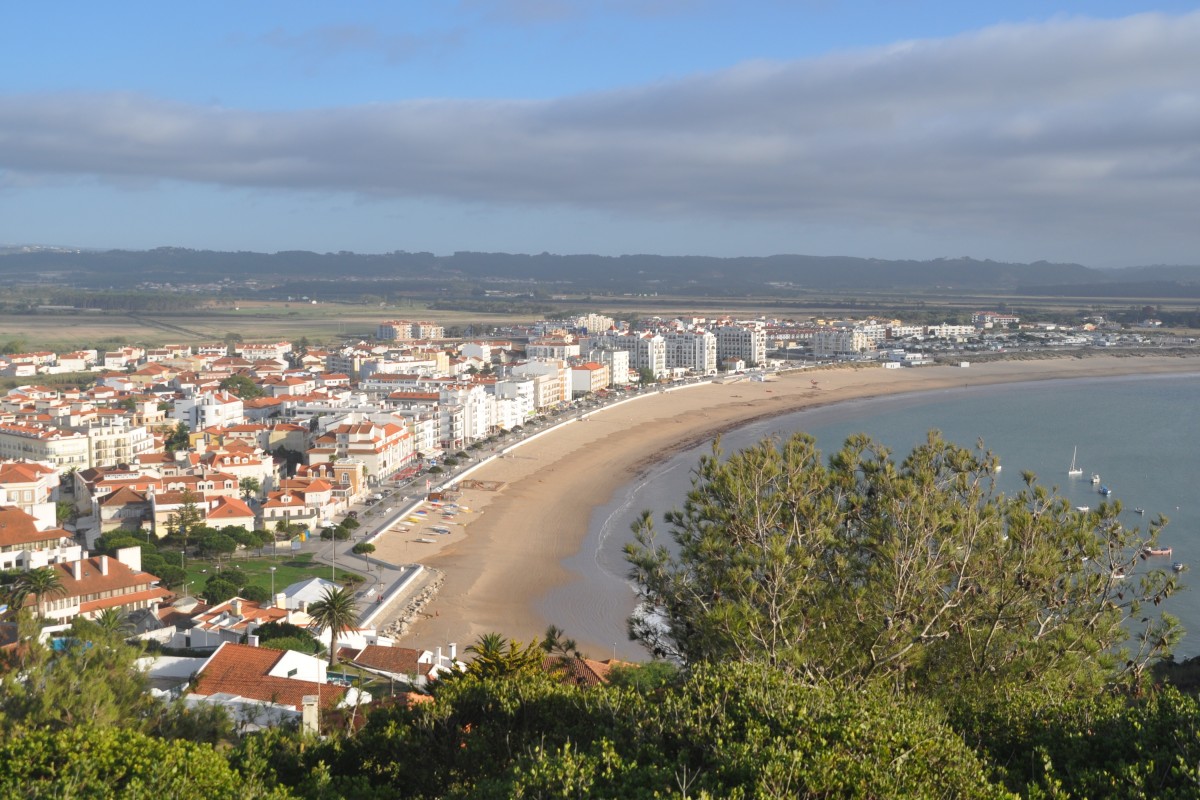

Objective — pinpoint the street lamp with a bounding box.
[180,550,185,569]
[269,566,277,601]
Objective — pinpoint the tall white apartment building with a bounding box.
[812,328,875,357]
[663,330,717,374]
[80,420,155,468]
[171,391,245,431]
[715,325,767,368]
[569,313,616,334]
[588,332,667,378]
[493,377,537,426]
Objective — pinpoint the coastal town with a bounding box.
[0,308,1194,730]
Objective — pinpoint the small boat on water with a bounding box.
[1174,562,1186,573]
[1068,446,1083,477]
[1098,485,1112,497]
[1133,507,1145,515]
[1091,473,1101,485]
[1075,505,1091,513]
[1144,546,1173,557]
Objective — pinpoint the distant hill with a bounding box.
[2,246,1199,298]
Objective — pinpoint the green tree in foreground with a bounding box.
[308,585,358,666]
[0,725,288,799]
[299,663,1010,799]
[625,431,1181,701]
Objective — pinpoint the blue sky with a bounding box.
[2,1,1199,267]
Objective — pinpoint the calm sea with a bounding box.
[542,371,1200,662]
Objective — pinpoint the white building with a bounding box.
[0,422,89,470]
[663,330,717,374]
[172,391,245,431]
[715,325,767,368]
[812,328,875,357]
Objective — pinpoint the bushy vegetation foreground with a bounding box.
[4,431,1200,798]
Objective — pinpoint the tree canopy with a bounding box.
[625,431,1180,701]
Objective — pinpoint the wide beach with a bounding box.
[379,355,1200,655]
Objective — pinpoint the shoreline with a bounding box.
[375,355,1200,656]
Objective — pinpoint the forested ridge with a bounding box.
[4,432,1200,798]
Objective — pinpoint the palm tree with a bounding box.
[540,624,581,658]
[17,566,66,620]
[93,607,133,637]
[464,632,544,678]
[308,586,358,666]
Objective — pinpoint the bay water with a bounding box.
[542,371,1200,662]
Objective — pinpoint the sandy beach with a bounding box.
[375,355,1200,655]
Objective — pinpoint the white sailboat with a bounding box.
[1068,446,1083,477]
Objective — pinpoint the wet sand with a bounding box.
[391,355,1200,654]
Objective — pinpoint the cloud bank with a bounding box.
[3,12,1199,252]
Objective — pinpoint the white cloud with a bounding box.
[2,11,1199,261]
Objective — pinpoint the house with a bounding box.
[186,642,369,730]
[0,506,81,571]
[344,642,464,689]
[204,495,257,531]
[542,655,625,688]
[167,596,296,650]
[40,547,169,622]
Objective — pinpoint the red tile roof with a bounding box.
[192,643,346,711]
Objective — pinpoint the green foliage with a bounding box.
[164,489,204,546]
[0,725,288,799]
[351,542,375,556]
[300,663,1009,799]
[240,584,271,604]
[204,576,239,604]
[606,659,681,692]
[0,625,155,732]
[952,685,1200,799]
[220,374,265,399]
[199,532,237,561]
[625,431,1180,701]
[463,632,545,679]
[260,636,323,655]
[164,421,191,453]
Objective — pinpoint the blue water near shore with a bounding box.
[544,370,1200,662]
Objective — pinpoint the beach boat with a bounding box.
[1068,446,1083,477]
[431,526,452,534]
[415,537,436,544]
[1091,473,1101,485]
[1144,546,1173,557]
[1098,485,1112,497]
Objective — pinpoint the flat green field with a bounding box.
[182,552,362,599]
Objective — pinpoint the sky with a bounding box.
[2,1,1199,268]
